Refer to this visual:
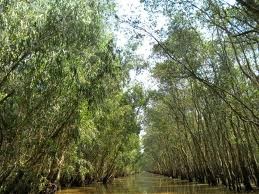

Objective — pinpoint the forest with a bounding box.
[0,0,258,193]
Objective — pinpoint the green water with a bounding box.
[57,172,258,194]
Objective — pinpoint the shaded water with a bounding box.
[57,172,259,194]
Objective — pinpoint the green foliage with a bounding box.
[0,0,143,193]
[59,89,143,186]
[142,0,259,191]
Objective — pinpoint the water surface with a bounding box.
[57,172,258,194]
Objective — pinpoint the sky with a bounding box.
[114,0,169,138]
[114,0,168,90]
[114,0,236,91]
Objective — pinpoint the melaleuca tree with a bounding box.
[142,0,259,191]
[59,84,144,186]
[0,0,128,193]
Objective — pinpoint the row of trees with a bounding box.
[142,0,259,192]
[0,1,143,193]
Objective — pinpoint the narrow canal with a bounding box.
[57,172,258,194]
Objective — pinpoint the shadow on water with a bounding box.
[57,172,259,194]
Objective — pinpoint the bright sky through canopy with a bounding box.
[115,0,168,90]
[114,0,236,90]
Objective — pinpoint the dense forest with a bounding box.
[0,0,258,193]
[0,1,145,193]
[142,0,259,192]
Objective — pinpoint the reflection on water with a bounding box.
[57,172,258,194]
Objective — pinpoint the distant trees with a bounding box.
[59,88,144,187]
[142,0,259,191]
[0,1,142,193]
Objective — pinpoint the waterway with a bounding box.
[57,172,259,194]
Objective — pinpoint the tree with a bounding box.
[142,0,259,191]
